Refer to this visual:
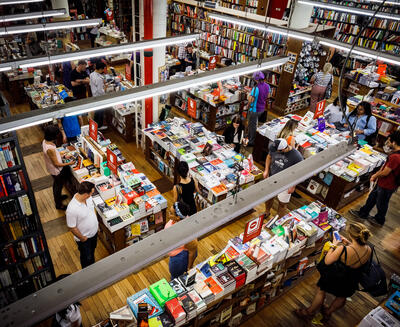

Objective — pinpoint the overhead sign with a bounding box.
[314,99,326,119]
[243,215,264,244]
[89,119,98,142]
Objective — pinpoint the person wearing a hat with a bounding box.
[263,138,303,218]
[247,71,270,146]
[165,201,198,279]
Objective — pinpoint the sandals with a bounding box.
[295,308,313,320]
[321,305,332,322]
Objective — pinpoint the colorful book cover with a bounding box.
[127,288,163,319]
[149,278,177,307]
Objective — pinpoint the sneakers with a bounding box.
[367,217,384,227]
[349,209,366,219]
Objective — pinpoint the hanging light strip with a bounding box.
[0,0,44,4]
[208,12,400,66]
[0,56,289,133]
[297,0,400,21]
[365,0,400,5]
[0,9,67,23]
[0,18,102,36]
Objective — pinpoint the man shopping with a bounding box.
[66,182,98,269]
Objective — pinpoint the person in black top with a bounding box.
[223,115,245,153]
[183,44,197,71]
[173,161,200,216]
[70,60,90,100]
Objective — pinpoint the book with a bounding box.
[165,298,186,324]
[178,292,197,320]
[149,279,177,307]
[127,288,164,319]
[169,279,186,297]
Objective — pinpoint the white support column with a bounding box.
[152,0,167,123]
[50,0,70,19]
[290,0,313,29]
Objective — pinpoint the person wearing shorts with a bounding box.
[263,138,304,218]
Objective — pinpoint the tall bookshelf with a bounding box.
[311,1,400,54]
[0,93,55,308]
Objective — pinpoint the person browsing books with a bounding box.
[42,126,75,211]
[310,63,333,112]
[223,115,245,153]
[263,139,303,218]
[350,131,400,226]
[66,182,98,269]
[89,62,108,130]
[247,71,270,146]
[70,60,90,100]
[173,161,200,216]
[324,97,345,125]
[276,119,298,148]
[165,202,198,279]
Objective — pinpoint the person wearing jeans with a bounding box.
[66,182,99,269]
[165,201,198,280]
[351,131,400,226]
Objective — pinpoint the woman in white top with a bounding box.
[42,125,75,210]
[325,97,345,124]
[310,63,333,112]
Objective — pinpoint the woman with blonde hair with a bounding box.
[296,222,372,321]
[309,63,333,112]
[277,119,298,148]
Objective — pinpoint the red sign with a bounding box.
[125,64,131,81]
[243,215,264,244]
[187,98,197,119]
[377,64,387,76]
[209,56,217,70]
[107,148,118,175]
[105,10,114,21]
[89,119,98,142]
[314,99,326,119]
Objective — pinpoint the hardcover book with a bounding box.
[149,278,177,307]
[127,288,163,319]
[165,298,186,324]
[169,278,186,296]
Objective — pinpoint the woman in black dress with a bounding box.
[295,222,372,321]
[173,161,200,216]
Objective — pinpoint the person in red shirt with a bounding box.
[351,131,400,226]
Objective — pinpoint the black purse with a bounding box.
[317,245,348,280]
[359,245,388,297]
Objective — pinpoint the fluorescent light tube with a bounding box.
[16,34,199,69]
[0,118,52,134]
[0,56,288,133]
[0,66,12,72]
[298,0,400,21]
[0,9,67,23]
[0,19,102,36]
[0,0,43,4]
[365,0,400,5]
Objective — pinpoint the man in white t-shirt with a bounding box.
[66,182,98,269]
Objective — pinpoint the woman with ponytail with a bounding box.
[296,222,372,322]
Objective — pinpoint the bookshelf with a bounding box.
[0,93,55,308]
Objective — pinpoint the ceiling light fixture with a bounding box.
[0,66,12,72]
[6,34,198,70]
[0,9,67,23]
[0,18,102,36]
[208,12,400,66]
[298,0,400,21]
[0,0,43,4]
[0,56,288,133]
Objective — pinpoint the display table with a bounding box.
[3,71,35,104]
[24,82,72,110]
[104,201,347,326]
[61,132,168,253]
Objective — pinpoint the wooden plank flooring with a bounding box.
[3,84,400,327]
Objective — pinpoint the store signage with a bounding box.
[243,215,264,244]
[187,97,197,119]
[209,56,217,70]
[107,148,118,175]
[377,64,387,76]
[314,100,326,119]
[89,119,98,142]
[125,64,131,81]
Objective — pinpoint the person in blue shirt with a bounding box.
[58,115,83,144]
[341,101,377,142]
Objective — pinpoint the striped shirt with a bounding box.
[314,72,332,87]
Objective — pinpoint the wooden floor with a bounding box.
[3,84,400,327]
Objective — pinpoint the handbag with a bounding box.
[359,245,388,297]
[324,75,333,99]
[317,245,348,280]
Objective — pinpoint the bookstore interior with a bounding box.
[1,0,400,326]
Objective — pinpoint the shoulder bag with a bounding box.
[317,245,348,280]
[324,75,333,99]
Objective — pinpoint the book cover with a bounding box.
[127,288,164,319]
[149,278,177,307]
[178,292,196,317]
[165,298,186,323]
[158,312,174,327]
[204,276,223,296]
[169,279,186,297]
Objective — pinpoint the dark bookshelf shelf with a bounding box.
[0,251,45,269]
[0,137,16,144]
[0,232,40,248]
[0,164,22,175]
[1,266,51,289]
[0,189,27,201]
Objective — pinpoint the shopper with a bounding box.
[66,182,98,269]
[325,97,344,125]
[58,114,83,144]
[173,161,200,216]
[296,223,372,322]
[165,201,198,279]
[183,44,197,71]
[342,101,377,142]
[89,62,108,130]
[310,63,333,112]
[70,60,90,100]
[277,119,299,148]
[351,131,400,226]
[62,61,74,90]
[52,274,82,327]
[263,139,303,218]
[42,126,75,211]
[223,115,245,153]
[247,71,270,146]
[89,26,98,48]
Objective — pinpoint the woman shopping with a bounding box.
[223,116,245,153]
[295,223,372,321]
[173,161,200,216]
[164,202,198,279]
[310,63,333,112]
[342,101,377,142]
[277,119,299,148]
